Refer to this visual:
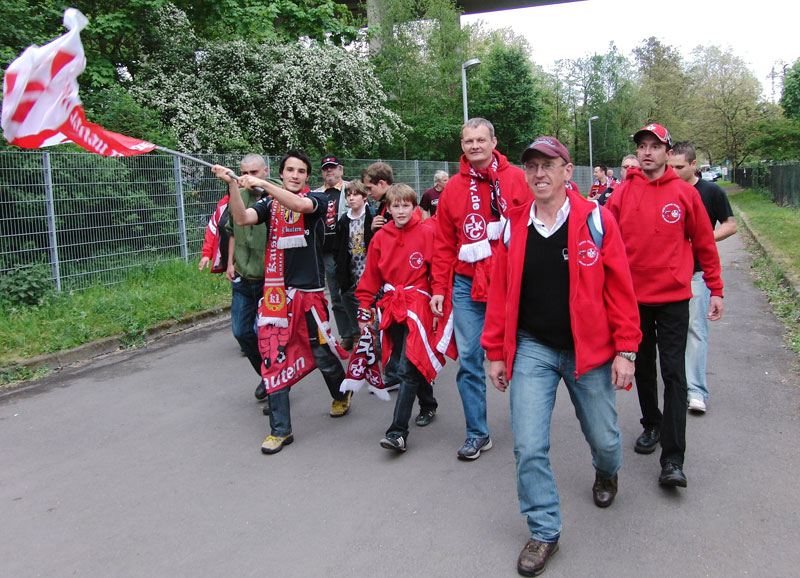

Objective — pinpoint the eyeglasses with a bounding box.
[523,162,567,173]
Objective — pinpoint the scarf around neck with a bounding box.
[458,151,505,263]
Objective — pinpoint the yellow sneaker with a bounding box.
[261,433,294,454]
[329,391,353,417]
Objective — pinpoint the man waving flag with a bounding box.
[2,8,155,157]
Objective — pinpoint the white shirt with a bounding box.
[528,197,571,238]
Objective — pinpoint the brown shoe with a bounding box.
[517,538,559,576]
[330,391,352,417]
[592,473,618,508]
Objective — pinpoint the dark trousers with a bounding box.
[386,323,437,438]
[230,277,263,375]
[267,311,347,437]
[635,300,689,467]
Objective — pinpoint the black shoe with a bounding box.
[415,408,436,427]
[262,397,271,416]
[658,462,687,487]
[592,473,618,507]
[634,426,660,454]
[380,433,407,453]
[517,538,559,576]
[254,380,267,401]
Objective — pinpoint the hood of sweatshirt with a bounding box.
[382,213,422,247]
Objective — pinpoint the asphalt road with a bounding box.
[2,232,799,578]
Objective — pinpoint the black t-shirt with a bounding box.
[518,217,574,350]
[252,190,327,289]
[693,179,735,272]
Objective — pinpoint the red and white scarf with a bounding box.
[459,152,504,263]
[259,188,309,327]
[341,325,389,401]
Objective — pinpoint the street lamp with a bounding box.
[588,115,599,172]
[461,58,481,123]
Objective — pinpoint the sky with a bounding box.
[462,0,797,103]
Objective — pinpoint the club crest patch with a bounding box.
[662,203,681,224]
[577,240,599,266]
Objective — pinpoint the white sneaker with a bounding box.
[688,396,707,413]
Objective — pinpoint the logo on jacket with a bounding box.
[463,213,486,241]
[283,207,301,224]
[662,203,681,224]
[409,251,425,269]
[577,240,599,266]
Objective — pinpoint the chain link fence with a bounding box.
[733,163,800,206]
[0,150,603,293]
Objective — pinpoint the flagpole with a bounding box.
[155,145,265,194]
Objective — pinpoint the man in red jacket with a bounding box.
[482,136,640,576]
[606,123,724,488]
[430,117,530,460]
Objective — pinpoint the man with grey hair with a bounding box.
[430,117,530,460]
[223,153,273,401]
[421,170,449,219]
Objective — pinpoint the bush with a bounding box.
[0,263,55,307]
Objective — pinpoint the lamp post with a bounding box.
[588,115,599,172]
[461,58,481,123]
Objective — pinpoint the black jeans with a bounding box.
[635,301,689,467]
[386,323,437,438]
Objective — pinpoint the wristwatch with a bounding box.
[617,351,637,362]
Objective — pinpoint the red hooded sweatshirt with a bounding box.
[431,150,530,297]
[355,214,444,381]
[481,189,642,380]
[606,165,723,304]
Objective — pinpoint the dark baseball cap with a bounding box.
[521,136,571,164]
[633,123,673,148]
[321,156,340,168]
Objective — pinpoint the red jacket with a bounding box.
[201,194,229,274]
[431,151,530,296]
[481,189,642,379]
[356,214,443,381]
[605,166,723,304]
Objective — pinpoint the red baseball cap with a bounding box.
[521,136,571,164]
[633,123,673,148]
[321,156,340,168]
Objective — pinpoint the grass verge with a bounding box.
[0,260,230,374]
[731,188,800,356]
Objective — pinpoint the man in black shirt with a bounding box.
[668,142,737,413]
[212,150,352,455]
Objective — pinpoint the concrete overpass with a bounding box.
[341,0,581,19]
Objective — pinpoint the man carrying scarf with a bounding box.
[212,150,352,455]
[430,118,530,460]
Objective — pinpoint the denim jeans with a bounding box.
[686,272,710,401]
[636,301,689,467]
[324,253,358,341]
[268,311,347,437]
[452,274,489,439]
[230,277,263,376]
[386,323,438,439]
[510,332,621,542]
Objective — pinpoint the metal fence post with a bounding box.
[42,151,62,292]
[413,159,421,196]
[173,154,188,261]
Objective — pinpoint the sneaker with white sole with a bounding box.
[380,433,407,453]
[688,396,707,413]
[457,436,492,460]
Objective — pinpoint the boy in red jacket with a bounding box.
[355,184,444,452]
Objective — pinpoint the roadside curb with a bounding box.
[2,305,230,383]
[734,206,800,301]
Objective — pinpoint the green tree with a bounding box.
[781,59,800,121]
[686,46,765,168]
[632,37,690,138]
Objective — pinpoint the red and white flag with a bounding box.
[1,8,156,157]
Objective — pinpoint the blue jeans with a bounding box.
[230,277,263,376]
[452,274,489,438]
[686,272,710,401]
[324,253,358,341]
[268,311,347,437]
[510,333,621,542]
